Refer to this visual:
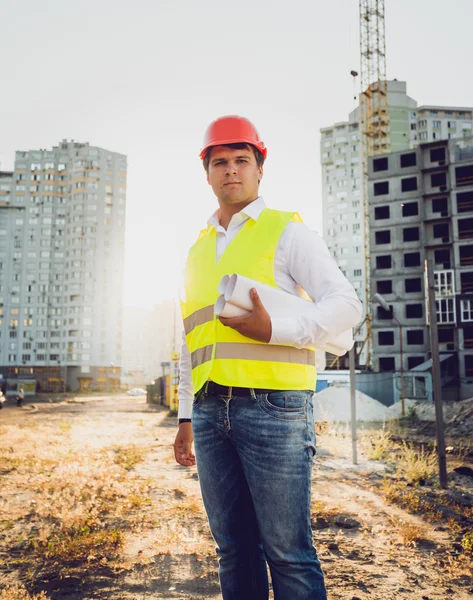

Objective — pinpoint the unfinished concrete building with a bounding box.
[369,136,473,401]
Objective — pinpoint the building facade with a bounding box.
[320,80,473,367]
[369,137,473,400]
[0,140,127,393]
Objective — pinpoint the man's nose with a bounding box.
[225,162,238,174]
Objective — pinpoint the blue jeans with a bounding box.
[192,389,327,600]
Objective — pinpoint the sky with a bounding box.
[1,0,473,307]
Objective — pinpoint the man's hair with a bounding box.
[203,143,265,172]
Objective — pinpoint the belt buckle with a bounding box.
[222,386,233,399]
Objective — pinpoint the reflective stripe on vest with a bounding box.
[183,304,214,336]
[190,342,315,369]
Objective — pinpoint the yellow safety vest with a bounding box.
[181,208,317,393]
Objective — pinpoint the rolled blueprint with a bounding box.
[215,273,354,356]
[217,274,231,295]
[215,294,249,318]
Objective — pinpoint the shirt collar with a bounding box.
[207,196,266,229]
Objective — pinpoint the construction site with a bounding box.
[1,0,473,598]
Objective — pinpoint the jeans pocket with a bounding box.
[259,391,308,420]
[193,390,205,409]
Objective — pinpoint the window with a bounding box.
[405,278,422,293]
[436,298,455,323]
[353,269,362,277]
[402,202,419,217]
[374,181,389,196]
[433,223,449,241]
[408,356,425,370]
[376,255,392,269]
[457,191,473,213]
[459,218,473,240]
[462,299,473,322]
[430,147,446,162]
[407,330,424,345]
[435,270,455,296]
[375,230,391,244]
[438,327,454,346]
[403,227,420,242]
[377,305,393,320]
[401,177,417,192]
[404,252,421,267]
[379,357,395,371]
[464,327,473,352]
[456,165,473,187]
[378,331,394,345]
[376,280,392,294]
[431,172,447,187]
[434,248,451,268]
[406,304,423,319]
[375,206,390,220]
[433,120,441,128]
[448,121,456,128]
[432,197,448,214]
[465,355,473,377]
[461,272,473,293]
[373,157,388,172]
[400,153,416,168]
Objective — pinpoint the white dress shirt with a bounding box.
[178,197,362,419]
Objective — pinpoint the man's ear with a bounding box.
[206,169,210,185]
[258,164,264,185]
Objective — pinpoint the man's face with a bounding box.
[206,146,263,206]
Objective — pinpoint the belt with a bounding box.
[201,381,275,398]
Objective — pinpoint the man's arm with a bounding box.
[173,332,196,467]
[270,222,363,349]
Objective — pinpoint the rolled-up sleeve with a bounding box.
[270,222,363,349]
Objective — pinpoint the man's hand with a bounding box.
[219,288,272,343]
[174,422,196,467]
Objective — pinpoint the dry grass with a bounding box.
[0,585,48,600]
[395,441,437,485]
[462,531,473,553]
[390,517,429,547]
[362,424,393,461]
[0,422,151,569]
[311,499,344,525]
[109,444,145,470]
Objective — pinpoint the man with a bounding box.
[174,115,362,599]
[16,387,24,407]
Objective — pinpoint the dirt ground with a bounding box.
[0,395,472,599]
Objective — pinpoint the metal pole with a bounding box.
[349,343,358,465]
[425,258,448,489]
[397,320,405,417]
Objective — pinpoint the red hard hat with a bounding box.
[200,115,267,160]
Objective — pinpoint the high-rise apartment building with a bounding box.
[320,80,473,366]
[369,136,473,400]
[0,140,127,393]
